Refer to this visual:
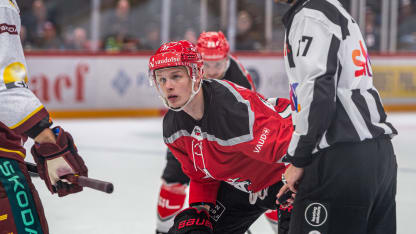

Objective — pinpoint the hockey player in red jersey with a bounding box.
[197,31,255,90]
[198,30,281,230]
[0,1,88,233]
[149,40,293,234]
[155,31,260,234]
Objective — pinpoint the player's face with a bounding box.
[203,58,228,79]
[155,66,193,109]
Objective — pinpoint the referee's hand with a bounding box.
[276,165,304,205]
[276,184,295,206]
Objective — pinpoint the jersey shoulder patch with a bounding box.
[1,62,28,89]
[0,0,20,12]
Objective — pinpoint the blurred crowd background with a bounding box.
[17,0,416,53]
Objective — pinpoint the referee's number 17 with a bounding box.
[297,36,313,56]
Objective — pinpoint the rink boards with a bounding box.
[25,53,416,118]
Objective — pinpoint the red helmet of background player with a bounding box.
[197,31,230,61]
[148,40,204,111]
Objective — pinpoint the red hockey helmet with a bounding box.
[197,31,230,61]
[149,40,203,82]
[148,40,204,111]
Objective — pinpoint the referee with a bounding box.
[275,0,398,233]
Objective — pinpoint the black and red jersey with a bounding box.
[223,55,256,91]
[163,79,293,205]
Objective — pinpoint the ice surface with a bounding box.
[23,113,416,234]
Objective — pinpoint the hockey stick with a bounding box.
[276,190,294,234]
[25,162,114,194]
[244,191,294,234]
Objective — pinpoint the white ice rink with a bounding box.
[24,113,416,234]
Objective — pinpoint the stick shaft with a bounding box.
[25,162,113,194]
[65,174,114,194]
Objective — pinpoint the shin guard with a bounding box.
[156,182,187,233]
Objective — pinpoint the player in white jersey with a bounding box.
[275,0,398,233]
[0,1,88,233]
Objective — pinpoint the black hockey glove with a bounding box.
[278,205,292,234]
[167,207,213,234]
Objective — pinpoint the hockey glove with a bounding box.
[167,207,213,234]
[31,126,88,197]
[278,205,292,234]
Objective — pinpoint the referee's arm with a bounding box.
[286,17,341,168]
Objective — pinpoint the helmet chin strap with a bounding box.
[159,75,202,112]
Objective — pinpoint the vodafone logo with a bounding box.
[0,23,18,35]
[150,56,180,68]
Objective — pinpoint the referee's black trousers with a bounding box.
[289,136,397,234]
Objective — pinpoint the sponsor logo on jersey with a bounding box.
[0,23,18,35]
[290,83,300,112]
[0,160,39,233]
[304,202,328,227]
[352,40,372,78]
[3,62,28,89]
[253,128,270,153]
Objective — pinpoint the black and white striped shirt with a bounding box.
[282,0,397,167]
